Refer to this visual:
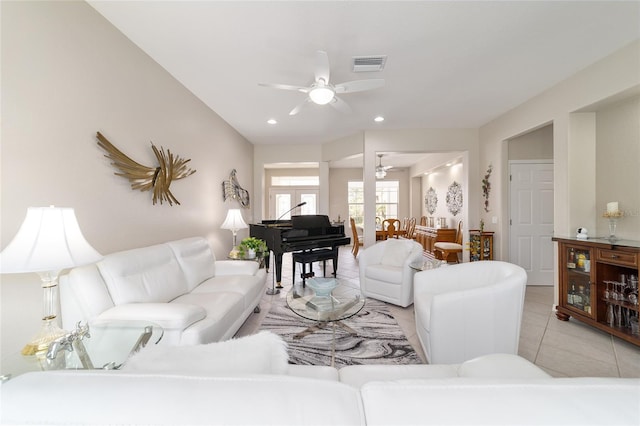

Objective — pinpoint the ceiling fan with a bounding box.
[259,50,385,116]
[376,154,393,179]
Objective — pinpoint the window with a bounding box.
[271,176,319,186]
[348,181,399,226]
[348,182,364,225]
[375,180,399,220]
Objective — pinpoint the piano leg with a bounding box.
[266,251,281,295]
[274,252,284,289]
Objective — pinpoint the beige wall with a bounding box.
[508,125,554,160]
[1,1,255,374]
[595,97,640,237]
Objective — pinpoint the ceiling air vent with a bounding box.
[352,55,387,72]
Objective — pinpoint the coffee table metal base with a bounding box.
[294,320,358,366]
[293,319,357,340]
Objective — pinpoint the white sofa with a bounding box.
[414,260,527,364]
[59,237,266,345]
[2,352,638,425]
[359,239,424,307]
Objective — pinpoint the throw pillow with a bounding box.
[381,239,413,267]
[122,331,289,375]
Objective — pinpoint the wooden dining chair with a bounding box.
[382,219,401,239]
[434,220,463,263]
[403,217,417,240]
[350,217,363,257]
[401,217,409,233]
[385,222,398,240]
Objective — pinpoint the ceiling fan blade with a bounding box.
[314,50,331,84]
[259,82,309,93]
[289,98,311,116]
[334,79,385,94]
[329,96,352,114]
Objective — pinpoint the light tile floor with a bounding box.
[236,246,640,377]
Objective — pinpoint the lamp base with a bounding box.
[21,317,67,370]
[266,287,280,295]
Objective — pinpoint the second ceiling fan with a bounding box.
[376,154,393,179]
[259,50,384,116]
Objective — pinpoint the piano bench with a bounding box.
[292,248,338,286]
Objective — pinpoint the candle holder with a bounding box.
[608,217,618,241]
[603,211,623,241]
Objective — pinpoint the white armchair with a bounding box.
[358,239,424,307]
[413,261,527,364]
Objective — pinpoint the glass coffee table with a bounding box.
[409,258,446,271]
[286,279,365,340]
[47,320,164,370]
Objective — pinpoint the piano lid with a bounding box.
[259,219,292,228]
[291,215,332,229]
[256,215,338,231]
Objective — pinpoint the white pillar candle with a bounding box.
[607,202,619,213]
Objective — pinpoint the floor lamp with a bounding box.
[0,206,102,369]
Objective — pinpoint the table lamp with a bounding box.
[220,208,248,248]
[0,206,102,365]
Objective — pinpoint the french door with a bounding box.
[268,188,318,220]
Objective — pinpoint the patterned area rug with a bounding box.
[260,298,424,367]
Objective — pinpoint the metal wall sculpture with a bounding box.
[222,169,250,208]
[96,132,196,206]
[425,187,438,215]
[446,181,463,216]
[482,164,493,212]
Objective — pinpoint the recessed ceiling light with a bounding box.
[374,116,385,123]
[267,119,277,125]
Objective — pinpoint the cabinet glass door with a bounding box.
[565,247,593,317]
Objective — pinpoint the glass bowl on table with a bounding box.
[306,277,338,297]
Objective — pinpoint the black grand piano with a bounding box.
[250,215,350,287]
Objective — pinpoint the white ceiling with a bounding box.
[88,0,639,168]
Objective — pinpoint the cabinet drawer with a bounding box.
[596,249,638,267]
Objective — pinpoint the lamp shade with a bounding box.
[220,209,248,232]
[0,207,102,273]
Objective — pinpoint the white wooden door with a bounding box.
[509,162,554,285]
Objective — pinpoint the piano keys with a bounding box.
[250,215,350,287]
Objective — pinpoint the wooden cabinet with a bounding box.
[469,230,494,261]
[553,237,639,347]
[415,226,456,256]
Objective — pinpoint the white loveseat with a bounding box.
[59,237,266,345]
[2,351,638,425]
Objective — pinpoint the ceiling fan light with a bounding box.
[376,169,387,179]
[309,87,335,105]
